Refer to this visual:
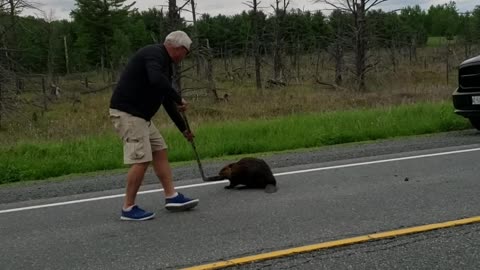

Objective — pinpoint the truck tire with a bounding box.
[469,118,480,130]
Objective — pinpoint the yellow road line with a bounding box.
[183,216,480,270]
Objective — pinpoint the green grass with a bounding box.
[427,36,456,47]
[0,101,469,184]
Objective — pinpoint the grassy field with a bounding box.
[427,36,449,47]
[0,101,469,184]
[0,46,470,184]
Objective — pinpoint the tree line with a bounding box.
[0,0,479,76]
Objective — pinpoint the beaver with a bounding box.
[206,157,278,193]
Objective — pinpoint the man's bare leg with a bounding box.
[152,149,199,211]
[152,149,176,197]
[124,162,150,209]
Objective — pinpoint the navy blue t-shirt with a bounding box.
[110,44,186,132]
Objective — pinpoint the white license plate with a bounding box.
[473,96,480,105]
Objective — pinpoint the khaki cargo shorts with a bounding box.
[109,108,168,164]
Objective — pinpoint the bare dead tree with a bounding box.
[222,42,229,77]
[189,0,202,76]
[317,0,388,91]
[0,0,38,129]
[8,1,16,52]
[270,0,289,84]
[0,64,19,129]
[2,0,37,69]
[204,39,219,100]
[0,76,3,129]
[166,0,222,103]
[460,12,473,59]
[44,9,57,86]
[245,0,263,91]
[408,34,416,64]
[293,42,301,83]
[63,35,69,74]
[331,35,345,85]
[317,10,350,87]
[379,14,402,74]
[167,0,184,91]
[1,2,10,129]
[388,38,397,73]
[445,39,451,85]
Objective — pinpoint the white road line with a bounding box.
[1,147,479,214]
[275,147,480,176]
[0,181,227,214]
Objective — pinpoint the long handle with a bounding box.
[182,112,207,181]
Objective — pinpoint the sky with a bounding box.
[25,0,478,21]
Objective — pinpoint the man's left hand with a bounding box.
[183,130,194,142]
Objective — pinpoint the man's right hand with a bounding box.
[177,98,188,112]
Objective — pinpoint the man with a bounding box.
[109,30,198,221]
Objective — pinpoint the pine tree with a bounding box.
[71,0,135,70]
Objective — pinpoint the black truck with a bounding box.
[452,55,480,130]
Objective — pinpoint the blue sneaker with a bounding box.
[121,205,155,221]
[165,193,199,211]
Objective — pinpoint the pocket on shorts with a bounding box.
[110,114,122,132]
[126,137,145,160]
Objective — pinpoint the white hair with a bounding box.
[164,31,192,51]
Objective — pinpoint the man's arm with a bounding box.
[144,53,183,104]
[163,98,187,133]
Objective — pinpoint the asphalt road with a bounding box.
[225,223,480,270]
[0,130,479,269]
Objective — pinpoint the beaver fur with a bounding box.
[206,157,278,193]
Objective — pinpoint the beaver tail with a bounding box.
[264,184,278,193]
